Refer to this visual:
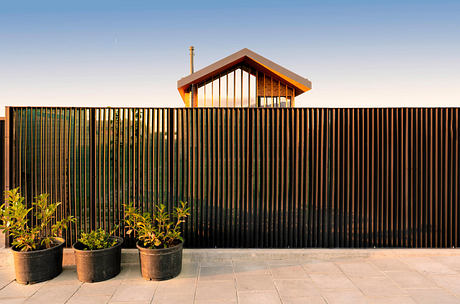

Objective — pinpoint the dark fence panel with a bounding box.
[0,118,4,205]
[4,107,460,248]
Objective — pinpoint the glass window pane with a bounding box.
[198,85,204,107]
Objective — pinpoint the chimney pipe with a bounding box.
[189,46,195,106]
[189,46,194,74]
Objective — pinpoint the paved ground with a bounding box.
[2,253,460,304]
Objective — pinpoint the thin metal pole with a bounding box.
[271,76,273,108]
[233,70,236,108]
[278,80,280,108]
[4,108,10,246]
[241,68,243,108]
[189,46,195,107]
[256,71,258,107]
[263,73,266,107]
[248,70,251,108]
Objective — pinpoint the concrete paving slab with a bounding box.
[350,276,406,297]
[109,301,150,304]
[280,295,326,304]
[0,281,46,299]
[109,280,157,302]
[274,279,321,298]
[365,295,417,304]
[66,294,112,304]
[114,264,142,281]
[155,277,197,295]
[0,269,15,290]
[194,300,236,304]
[309,272,357,290]
[0,297,28,304]
[24,284,80,304]
[177,262,199,278]
[238,290,281,304]
[429,274,460,295]
[301,261,343,274]
[431,256,460,272]
[233,261,271,276]
[369,257,413,272]
[336,261,383,278]
[406,288,460,304]
[151,290,195,304]
[320,289,368,304]
[400,257,458,275]
[236,274,276,291]
[46,266,81,286]
[198,265,234,281]
[385,270,438,289]
[1,249,460,303]
[74,280,121,296]
[267,259,300,266]
[198,259,233,267]
[270,264,309,279]
[195,280,236,302]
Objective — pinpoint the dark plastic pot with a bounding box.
[136,241,183,281]
[72,236,123,283]
[12,237,65,284]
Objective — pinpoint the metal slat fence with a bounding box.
[4,107,460,248]
[0,118,4,205]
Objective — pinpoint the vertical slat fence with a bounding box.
[3,107,460,248]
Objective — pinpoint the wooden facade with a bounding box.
[177,48,311,108]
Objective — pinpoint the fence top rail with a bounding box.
[5,106,460,110]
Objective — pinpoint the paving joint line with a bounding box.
[63,281,83,304]
[396,256,460,300]
[0,279,14,292]
[148,278,160,304]
[192,261,201,304]
[231,259,239,304]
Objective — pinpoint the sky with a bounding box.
[1,0,460,116]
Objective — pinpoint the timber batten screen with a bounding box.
[4,107,460,248]
[177,48,311,107]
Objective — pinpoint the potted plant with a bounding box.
[0,188,75,284]
[72,227,123,283]
[123,201,190,281]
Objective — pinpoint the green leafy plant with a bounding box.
[0,187,76,252]
[123,202,190,249]
[77,227,119,250]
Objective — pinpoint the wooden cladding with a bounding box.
[195,65,295,108]
[4,107,460,248]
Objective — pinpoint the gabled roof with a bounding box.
[177,48,312,101]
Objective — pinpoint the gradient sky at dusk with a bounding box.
[1,0,460,116]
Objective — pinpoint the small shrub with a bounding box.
[77,227,119,250]
[0,187,76,252]
[123,202,190,249]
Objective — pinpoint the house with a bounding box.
[177,48,312,108]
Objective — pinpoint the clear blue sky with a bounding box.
[1,0,460,115]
